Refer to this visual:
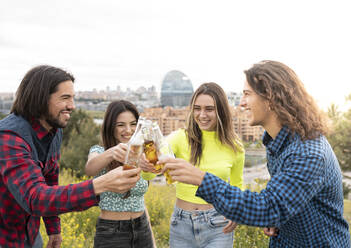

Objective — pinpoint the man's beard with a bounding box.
[45,112,67,129]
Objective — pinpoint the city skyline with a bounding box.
[1,0,350,111]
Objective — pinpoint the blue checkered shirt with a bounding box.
[196,126,350,247]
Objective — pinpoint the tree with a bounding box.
[60,109,100,177]
[328,103,341,121]
[327,99,351,171]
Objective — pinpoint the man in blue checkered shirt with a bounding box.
[161,60,350,247]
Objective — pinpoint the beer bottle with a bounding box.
[123,117,145,170]
[152,122,176,184]
[142,120,160,172]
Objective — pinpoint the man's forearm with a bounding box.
[28,180,98,216]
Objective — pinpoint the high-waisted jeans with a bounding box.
[169,206,234,248]
[93,212,153,248]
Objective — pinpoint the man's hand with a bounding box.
[93,166,141,195]
[139,154,157,173]
[159,158,206,186]
[263,227,279,237]
[47,234,62,248]
[222,220,238,233]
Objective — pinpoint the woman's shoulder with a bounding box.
[89,144,104,154]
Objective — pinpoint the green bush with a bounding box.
[234,225,269,247]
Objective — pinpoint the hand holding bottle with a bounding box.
[157,142,176,184]
[159,157,206,186]
[107,143,128,164]
[139,154,158,173]
[123,117,145,170]
[93,166,141,194]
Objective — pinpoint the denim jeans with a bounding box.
[170,206,234,248]
[93,212,153,248]
[24,232,43,248]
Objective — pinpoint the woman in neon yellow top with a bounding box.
[142,82,244,248]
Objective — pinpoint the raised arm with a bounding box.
[196,153,325,227]
[163,153,326,228]
[85,143,128,177]
[0,132,140,217]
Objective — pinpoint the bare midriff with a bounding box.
[176,198,213,211]
[100,210,144,220]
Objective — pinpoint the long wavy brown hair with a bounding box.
[186,82,243,165]
[244,60,328,140]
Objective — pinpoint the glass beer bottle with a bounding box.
[142,120,160,172]
[152,122,176,184]
[123,117,145,170]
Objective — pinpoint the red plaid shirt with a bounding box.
[0,119,98,248]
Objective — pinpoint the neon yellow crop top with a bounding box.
[142,129,244,204]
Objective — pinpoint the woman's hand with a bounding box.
[222,220,238,233]
[107,143,128,164]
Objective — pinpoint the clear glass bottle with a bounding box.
[142,120,159,171]
[123,117,145,170]
[152,122,176,184]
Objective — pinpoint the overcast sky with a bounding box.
[1,0,350,110]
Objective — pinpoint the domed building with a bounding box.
[160,70,194,107]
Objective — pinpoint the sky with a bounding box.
[1,0,350,110]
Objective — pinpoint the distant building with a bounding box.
[232,107,265,142]
[160,70,194,108]
[142,105,264,142]
[0,93,14,114]
[228,92,243,107]
[141,106,189,136]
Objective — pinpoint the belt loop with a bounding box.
[178,208,183,220]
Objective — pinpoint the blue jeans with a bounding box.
[170,206,234,248]
[93,212,153,248]
[24,232,43,248]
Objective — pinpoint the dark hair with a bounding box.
[186,82,243,165]
[244,60,328,140]
[11,65,75,121]
[102,100,139,170]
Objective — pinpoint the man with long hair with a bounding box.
[162,61,350,247]
[0,65,141,248]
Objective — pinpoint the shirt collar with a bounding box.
[31,119,57,140]
[263,125,290,156]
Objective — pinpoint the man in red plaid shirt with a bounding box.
[0,65,141,248]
